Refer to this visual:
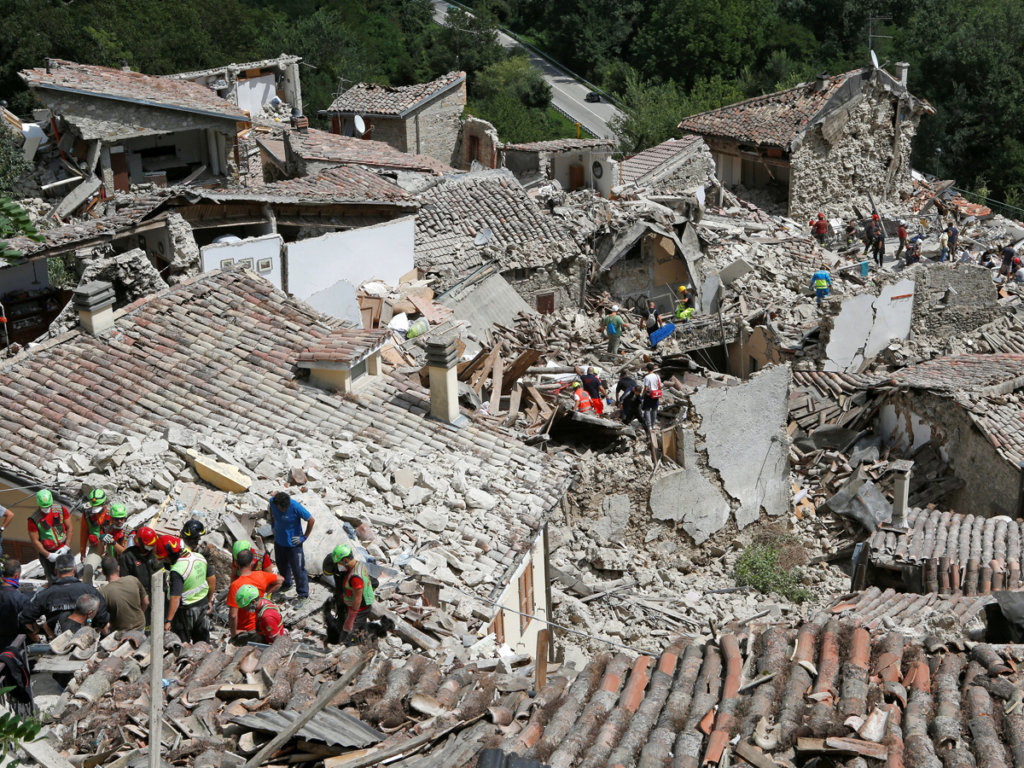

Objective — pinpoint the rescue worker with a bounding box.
[322,543,384,645]
[80,488,113,584]
[227,548,282,640]
[675,286,695,322]
[267,492,314,605]
[578,366,607,415]
[119,525,158,597]
[809,265,833,306]
[642,299,662,346]
[28,490,73,584]
[180,519,206,552]
[230,538,274,580]
[616,370,640,426]
[845,220,858,247]
[21,553,109,640]
[604,305,625,356]
[895,220,909,262]
[106,503,131,557]
[233,585,286,643]
[0,560,29,649]
[155,535,214,643]
[571,381,594,413]
[639,362,662,436]
[810,212,829,244]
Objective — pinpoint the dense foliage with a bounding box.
[484,0,1024,202]
[0,0,1020,196]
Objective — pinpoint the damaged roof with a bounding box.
[679,67,931,150]
[501,138,615,153]
[1,191,169,262]
[618,135,706,187]
[880,353,1024,395]
[166,53,301,80]
[20,59,247,122]
[0,271,569,605]
[326,71,466,117]
[414,169,582,290]
[284,127,453,175]
[198,165,416,206]
[868,506,1024,594]
[831,586,992,641]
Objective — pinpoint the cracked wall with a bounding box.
[790,79,923,220]
[824,279,914,371]
[649,364,791,543]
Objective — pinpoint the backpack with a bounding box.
[606,321,618,335]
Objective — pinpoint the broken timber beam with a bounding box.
[502,350,542,394]
[242,650,374,768]
[370,603,439,651]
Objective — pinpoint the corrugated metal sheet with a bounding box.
[232,707,384,747]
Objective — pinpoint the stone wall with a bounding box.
[501,257,583,312]
[909,263,1002,340]
[878,390,1020,517]
[789,79,923,220]
[365,117,407,153]
[457,117,500,171]
[404,80,467,166]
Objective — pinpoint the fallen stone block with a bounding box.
[465,488,497,510]
[165,424,197,449]
[192,454,252,494]
[590,547,631,572]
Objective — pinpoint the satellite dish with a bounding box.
[353,114,366,136]
[870,49,879,70]
[474,228,493,247]
[592,160,604,179]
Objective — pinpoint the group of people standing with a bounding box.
[0,487,382,648]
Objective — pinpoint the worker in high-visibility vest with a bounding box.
[809,265,833,306]
[322,543,387,645]
[571,381,594,413]
[155,535,215,643]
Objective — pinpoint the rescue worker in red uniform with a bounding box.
[810,212,829,244]
[28,490,73,584]
[233,584,286,643]
[571,381,594,413]
[80,488,115,584]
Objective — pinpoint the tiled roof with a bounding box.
[880,353,1024,394]
[414,169,581,289]
[327,71,465,116]
[963,397,1024,467]
[501,138,615,153]
[297,328,388,365]
[868,506,1024,594]
[21,59,247,121]
[285,127,452,174]
[618,135,705,186]
[49,616,1024,768]
[789,370,881,432]
[204,166,416,206]
[679,72,851,149]
[2,192,168,261]
[0,270,568,607]
[831,587,992,642]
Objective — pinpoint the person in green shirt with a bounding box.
[605,305,625,356]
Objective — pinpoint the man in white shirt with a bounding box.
[639,362,662,434]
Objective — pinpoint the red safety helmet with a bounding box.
[154,535,183,560]
[817,212,824,219]
[872,213,880,220]
[135,526,159,548]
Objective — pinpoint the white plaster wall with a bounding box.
[825,279,915,372]
[236,75,276,117]
[200,234,283,289]
[286,217,415,301]
[878,402,932,454]
[304,279,361,326]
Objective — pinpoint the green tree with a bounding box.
[0,128,28,197]
[473,55,550,109]
[425,4,504,78]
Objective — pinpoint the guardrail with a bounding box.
[439,0,624,112]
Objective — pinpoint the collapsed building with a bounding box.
[679,64,934,219]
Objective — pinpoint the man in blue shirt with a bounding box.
[267,492,315,603]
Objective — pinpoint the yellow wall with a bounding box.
[491,529,548,657]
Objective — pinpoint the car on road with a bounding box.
[584,91,602,103]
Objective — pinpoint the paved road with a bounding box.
[431,0,622,140]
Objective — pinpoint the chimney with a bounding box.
[815,73,830,92]
[894,62,909,87]
[890,459,913,529]
[425,336,462,425]
[73,280,116,335]
[120,59,131,72]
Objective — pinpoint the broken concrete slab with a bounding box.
[593,494,630,543]
[692,364,791,528]
[191,453,252,494]
[649,430,729,545]
[718,256,753,285]
[824,279,914,372]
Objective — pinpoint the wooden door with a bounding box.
[536,292,555,314]
[110,148,130,192]
[569,163,584,191]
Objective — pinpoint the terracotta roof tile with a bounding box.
[882,353,1024,394]
[20,59,247,121]
[285,127,452,174]
[297,328,388,366]
[205,165,415,206]
[327,71,465,116]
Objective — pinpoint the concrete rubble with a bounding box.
[6,51,1024,768]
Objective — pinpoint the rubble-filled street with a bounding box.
[3,48,1024,768]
